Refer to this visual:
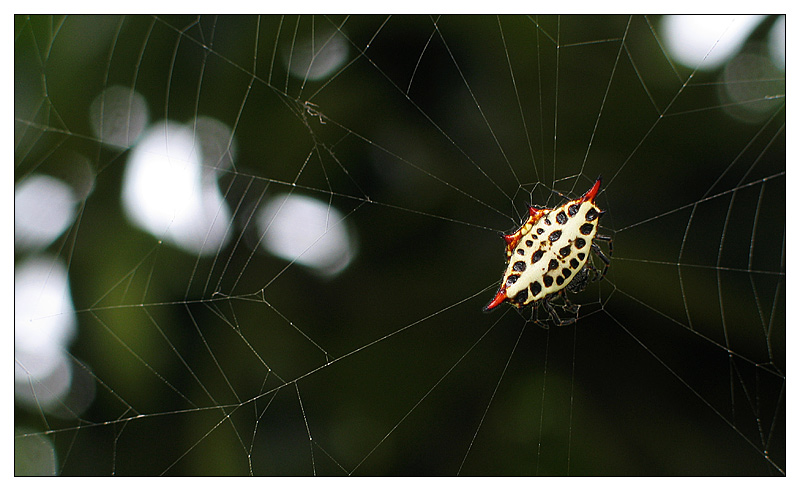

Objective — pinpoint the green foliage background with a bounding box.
[15,15,785,475]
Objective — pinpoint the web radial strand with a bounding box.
[12,15,784,476]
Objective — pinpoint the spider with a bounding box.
[483,176,612,326]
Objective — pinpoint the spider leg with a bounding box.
[595,233,612,242]
[591,242,610,281]
[594,234,613,257]
[541,299,561,325]
[542,297,577,326]
[580,261,601,283]
[591,242,611,265]
[560,291,580,314]
[528,304,550,329]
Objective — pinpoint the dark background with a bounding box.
[15,15,785,475]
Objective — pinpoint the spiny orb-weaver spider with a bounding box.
[484,176,612,326]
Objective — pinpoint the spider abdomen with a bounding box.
[485,177,608,314]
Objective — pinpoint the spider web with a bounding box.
[14,14,786,476]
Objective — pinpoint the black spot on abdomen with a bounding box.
[568,204,579,217]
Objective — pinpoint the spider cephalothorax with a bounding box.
[484,177,611,325]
